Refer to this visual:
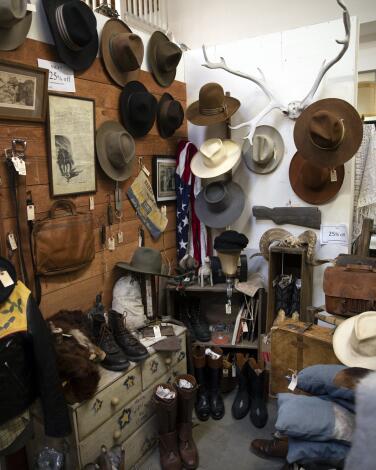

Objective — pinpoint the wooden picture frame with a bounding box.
[0,59,48,122]
[47,94,96,197]
[152,155,176,203]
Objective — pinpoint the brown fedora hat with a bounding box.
[148,31,182,87]
[0,0,32,51]
[101,18,144,87]
[289,151,344,205]
[186,82,240,126]
[294,98,363,168]
[157,92,184,138]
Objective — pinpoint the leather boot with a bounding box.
[248,358,268,428]
[189,298,211,342]
[153,383,182,470]
[250,436,288,459]
[174,374,199,469]
[108,310,149,362]
[232,354,251,420]
[192,346,210,421]
[207,347,225,420]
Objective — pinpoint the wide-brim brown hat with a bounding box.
[117,247,174,277]
[289,151,344,205]
[0,1,32,51]
[148,31,182,87]
[294,98,363,168]
[101,19,143,87]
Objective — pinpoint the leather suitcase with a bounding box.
[270,321,340,395]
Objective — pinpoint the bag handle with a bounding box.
[49,199,77,218]
[344,264,376,273]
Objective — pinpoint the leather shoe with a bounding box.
[250,437,288,460]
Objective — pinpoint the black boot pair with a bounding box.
[232,356,268,428]
[193,346,225,421]
[274,274,301,317]
[179,298,211,342]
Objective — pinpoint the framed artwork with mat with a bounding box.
[152,155,176,203]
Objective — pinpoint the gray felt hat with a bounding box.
[117,247,173,277]
[0,0,32,51]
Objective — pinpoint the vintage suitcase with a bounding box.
[270,321,340,395]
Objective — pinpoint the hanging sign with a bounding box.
[320,224,348,246]
[37,59,76,92]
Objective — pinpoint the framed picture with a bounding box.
[0,59,48,122]
[152,155,176,203]
[47,94,96,197]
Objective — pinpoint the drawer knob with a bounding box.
[165,357,172,365]
[113,430,121,440]
[111,397,120,406]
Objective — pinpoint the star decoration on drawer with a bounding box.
[123,375,135,389]
[177,351,186,362]
[92,398,103,413]
[150,360,159,374]
[118,408,131,429]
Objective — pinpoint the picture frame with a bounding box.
[152,155,176,203]
[0,59,48,122]
[47,94,96,197]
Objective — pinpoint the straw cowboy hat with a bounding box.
[117,247,173,277]
[42,0,98,72]
[289,151,344,205]
[96,121,135,182]
[242,125,284,174]
[294,98,363,168]
[157,93,184,138]
[333,311,376,370]
[195,180,245,228]
[186,83,240,126]
[101,19,144,87]
[0,0,32,51]
[147,31,182,87]
[190,138,241,178]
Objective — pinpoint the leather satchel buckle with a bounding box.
[11,138,27,156]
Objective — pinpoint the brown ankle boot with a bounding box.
[174,374,199,469]
[153,383,182,470]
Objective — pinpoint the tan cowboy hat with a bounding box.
[190,138,241,178]
[333,311,376,370]
[0,0,32,51]
[289,151,344,205]
[101,19,144,87]
[294,98,363,168]
[147,31,182,87]
[96,121,135,182]
[186,82,240,126]
[242,125,284,174]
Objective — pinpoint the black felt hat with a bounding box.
[120,81,157,138]
[0,257,17,303]
[214,231,249,252]
[42,0,98,72]
[157,93,184,139]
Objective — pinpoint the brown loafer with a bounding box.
[250,438,288,460]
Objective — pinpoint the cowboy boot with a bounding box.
[207,347,225,420]
[231,354,251,420]
[174,374,199,469]
[289,277,301,317]
[192,346,210,421]
[248,358,268,428]
[153,383,182,470]
[189,298,211,342]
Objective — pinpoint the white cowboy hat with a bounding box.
[333,311,376,370]
[190,138,241,178]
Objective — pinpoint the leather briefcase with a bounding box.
[32,199,95,275]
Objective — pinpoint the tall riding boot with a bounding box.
[207,347,225,420]
[174,374,199,469]
[192,346,210,421]
[248,358,268,428]
[232,354,251,420]
[153,383,182,470]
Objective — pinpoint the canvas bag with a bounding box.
[112,274,147,330]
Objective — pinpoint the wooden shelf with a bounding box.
[193,338,258,350]
[166,283,241,293]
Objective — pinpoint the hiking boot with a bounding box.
[189,298,211,342]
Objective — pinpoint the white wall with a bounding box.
[185,17,359,307]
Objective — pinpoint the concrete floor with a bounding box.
[139,390,284,470]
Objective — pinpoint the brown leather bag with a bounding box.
[32,199,95,276]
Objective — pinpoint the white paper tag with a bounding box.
[232,364,237,377]
[18,159,26,176]
[320,224,348,246]
[108,236,115,251]
[242,321,249,333]
[225,302,232,315]
[89,196,94,210]
[11,156,20,172]
[330,169,337,182]
[153,325,162,338]
[0,270,14,288]
[288,373,298,391]
[156,386,175,400]
[27,3,37,12]
[7,233,17,250]
[117,231,124,243]
[205,348,221,360]
[27,204,35,221]
[142,165,150,177]
[37,59,76,92]
[223,368,229,377]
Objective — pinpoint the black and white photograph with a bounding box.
[152,155,177,202]
[55,135,83,182]
[0,70,36,109]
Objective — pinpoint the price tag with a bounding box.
[108,236,115,251]
[225,302,232,315]
[232,364,237,378]
[11,156,20,172]
[0,270,14,288]
[142,165,150,177]
[320,224,348,246]
[153,325,162,338]
[330,169,337,182]
[18,159,26,175]
[117,231,124,243]
[27,204,35,221]
[37,59,76,92]
[89,196,94,210]
[288,373,298,391]
[223,368,229,377]
[7,233,17,250]
[242,321,249,333]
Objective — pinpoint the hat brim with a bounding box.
[186,96,240,126]
[0,11,32,51]
[96,121,135,181]
[294,98,363,168]
[333,316,376,370]
[148,31,177,88]
[195,181,245,228]
[101,19,141,87]
[0,257,17,303]
[242,125,284,174]
[42,0,98,72]
[289,152,344,205]
[116,261,174,278]
[157,92,183,138]
[191,140,241,178]
[259,228,292,260]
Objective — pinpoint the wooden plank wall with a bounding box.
[0,38,186,318]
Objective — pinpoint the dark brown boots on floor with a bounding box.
[153,374,199,470]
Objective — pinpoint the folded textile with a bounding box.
[287,438,349,465]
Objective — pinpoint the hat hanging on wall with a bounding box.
[186,82,240,126]
[157,92,184,138]
[195,180,245,228]
[190,138,241,178]
[289,151,344,205]
[117,247,173,277]
[0,257,17,303]
[101,18,144,87]
[0,0,32,51]
[42,0,98,72]
[294,98,363,168]
[120,81,157,138]
[147,31,182,87]
[96,121,135,181]
[242,125,284,174]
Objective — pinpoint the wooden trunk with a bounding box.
[270,321,340,395]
